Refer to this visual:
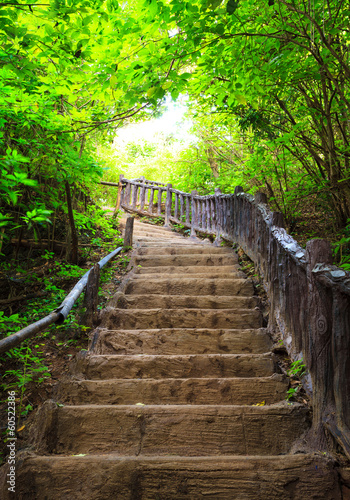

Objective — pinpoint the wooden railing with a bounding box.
[114,175,350,459]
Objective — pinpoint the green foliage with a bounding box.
[287,359,307,379]
[286,358,307,401]
[333,220,350,271]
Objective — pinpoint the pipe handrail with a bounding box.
[0,246,123,354]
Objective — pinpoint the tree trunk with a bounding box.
[65,181,79,265]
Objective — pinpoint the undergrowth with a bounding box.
[0,207,126,464]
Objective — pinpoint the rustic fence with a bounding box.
[111,175,350,458]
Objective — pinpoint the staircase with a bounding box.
[5,218,340,498]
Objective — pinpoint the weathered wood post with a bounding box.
[131,183,138,209]
[174,193,179,221]
[137,176,145,206]
[148,187,155,214]
[254,192,268,205]
[113,174,124,217]
[190,190,198,238]
[185,195,190,225]
[324,284,350,458]
[140,180,146,211]
[201,199,206,230]
[164,183,172,228]
[124,181,131,208]
[180,194,184,222]
[305,239,333,450]
[157,188,162,215]
[123,217,134,248]
[83,263,100,327]
[233,186,243,244]
[210,197,216,233]
[206,198,211,233]
[214,188,222,246]
[197,198,202,230]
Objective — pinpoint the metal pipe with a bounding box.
[0,246,123,354]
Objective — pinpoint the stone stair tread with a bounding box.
[34,402,309,457]
[135,246,235,255]
[111,294,258,309]
[71,352,275,379]
[124,278,254,296]
[91,327,273,355]
[133,265,244,275]
[100,308,262,330]
[57,375,287,405]
[133,255,239,266]
[7,454,338,500]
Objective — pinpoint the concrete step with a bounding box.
[91,328,273,355]
[135,246,235,256]
[131,231,189,239]
[133,254,238,267]
[120,222,172,233]
[58,375,287,406]
[132,271,246,279]
[100,308,262,330]
[133,265,244,277]
[5,454,339,500]
[111,294,258,310]
[35,402,308,456]
[71,353,275,380]
[136,239,212,246]
[124,278,253,296]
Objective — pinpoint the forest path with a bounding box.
[1,217,340,498]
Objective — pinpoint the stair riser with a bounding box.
[38,405,309,456]
[125,279,253,296]
[101,309,262,330]
[92,329,272,355]
[58,377,287,406]
[72,354,275,379]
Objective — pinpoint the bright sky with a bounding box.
[114,97,194,146]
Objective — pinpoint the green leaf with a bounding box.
[226,0,239,14]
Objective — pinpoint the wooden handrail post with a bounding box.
[113,174,124,217]
[124,182,131,207]
[140,181,146,211]
[254,192,268,205]
[83,263,100,327]
[164,183,172,227]
[148,187,155,214]
[214,188,222,246]
[190,190,198,238]
[157,188,162,215]
[131,183,138,209]
[233,186,243,242]
[305,239,333,450]
[123,217,134,248]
